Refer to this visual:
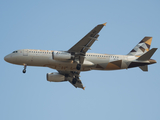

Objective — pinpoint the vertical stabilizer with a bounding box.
[128,37,152,56]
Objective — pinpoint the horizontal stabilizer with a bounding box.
[137,48,158,61]
[139,65,148,71]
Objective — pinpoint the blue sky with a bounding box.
[1,0,160,120]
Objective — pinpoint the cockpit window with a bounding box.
[12,51,18,53]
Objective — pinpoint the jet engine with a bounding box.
[52,51,73,60]
[47,72,65,82]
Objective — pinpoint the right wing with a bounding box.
[58,70,85,90]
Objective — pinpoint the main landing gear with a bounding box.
[76,64,81,70]
[72,78,77,84]
[22,64,27,73]
[72,76,79,85]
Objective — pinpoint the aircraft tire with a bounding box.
[76,64,81,70]
[23,69,26,73]
[72,78,77,84]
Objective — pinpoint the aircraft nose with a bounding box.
[4,55,11,62]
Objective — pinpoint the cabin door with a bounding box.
[23,49,28,56]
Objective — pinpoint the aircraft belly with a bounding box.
[48,63,91,71]
[46,58,94,71]
[86,58,109,70]
[86,56,128,70]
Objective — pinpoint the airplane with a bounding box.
[4,23,157,90]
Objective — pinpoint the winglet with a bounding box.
[103,22,107,26]
[83,87,86,90]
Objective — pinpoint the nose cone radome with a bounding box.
[4,55,11,63]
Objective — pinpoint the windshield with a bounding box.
[12,51,18,53]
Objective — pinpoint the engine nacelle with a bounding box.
[47,72,65,82]
[52,51,72,60]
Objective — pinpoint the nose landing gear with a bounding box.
[23,64,27,73]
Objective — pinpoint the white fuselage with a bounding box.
[4,49,138,71]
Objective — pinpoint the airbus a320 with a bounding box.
[4,23,157,89]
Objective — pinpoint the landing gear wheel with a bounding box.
[76,64,81,70]
[72,78,77,84]
[23,69,26,73]
[22,64,27,74]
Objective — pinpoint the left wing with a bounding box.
[68,23,106,55]
[68,23,106,69]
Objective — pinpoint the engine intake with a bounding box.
[47,72,65,82]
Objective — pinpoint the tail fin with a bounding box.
[128,37,152,56]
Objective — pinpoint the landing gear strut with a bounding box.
[22,64,27,73]
[76,64,81,70]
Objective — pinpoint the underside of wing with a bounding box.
[58,70,85,89]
